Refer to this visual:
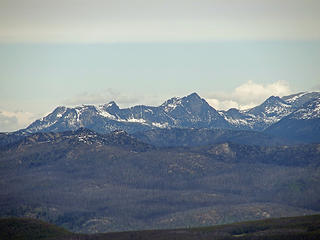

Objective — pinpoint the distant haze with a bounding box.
[1,0,320,43]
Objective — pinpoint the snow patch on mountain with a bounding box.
[290,98,320,120]
[283,92,307,104]
[152,122,169,128]
[21,92,320,134]
[282,92,320,108]
[96,106,117,120]
[220,96,297,130]
[126,118,147,124]
[75,108,81,123]
[161,97,182,113]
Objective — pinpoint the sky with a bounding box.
[0,0,320,132]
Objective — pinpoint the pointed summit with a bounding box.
[183,92,203,104]
[264,96,286,104]
[103,101,120,112]
[160,93,203,109]
[186,92,201,100]
[106,101,119,108]
[180,92,211,112]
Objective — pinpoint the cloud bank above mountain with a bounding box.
[206,80,292,110]
[0,110,36,132]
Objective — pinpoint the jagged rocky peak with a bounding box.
[169,92,220,119]
[47,106,68,119]
[264,95,284,103]
[161,92,209,113]
[161,96,180,105]
[182,93,216,115]
[184,92,202,101]
[53,106,67,113]
[180,92,207,107]
[101,101,120,112]
[160,96,182,113]
[106,101,119,109]
[161,92,202,106]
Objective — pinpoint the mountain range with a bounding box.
[20,91,320,143]
[1,91,320,233]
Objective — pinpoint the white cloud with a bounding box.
[205,80,292,110]
[206,99,239,110]
[233,80,291,104]
[0,110,37,132]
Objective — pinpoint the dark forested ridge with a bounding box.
[132,128,296,147]
[0,217,71,240]
[0,128,319,233]
[1,215,320,240]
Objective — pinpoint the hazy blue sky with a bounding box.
[0,0,320,131]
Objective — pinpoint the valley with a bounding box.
[0,128,319,232]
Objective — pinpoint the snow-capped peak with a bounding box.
[289,98,320,120]
[21,91,320,135]
[106,101,118,108]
